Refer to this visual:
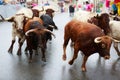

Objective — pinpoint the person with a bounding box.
[105,0,111,13]
[110,2,118,15]
[85,1,92,12]
[82,2,86,10]
[44,1,50,6]
[69,4,75,17]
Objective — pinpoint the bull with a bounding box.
[5,13,30,55]
[40,14,58,30]
[23,17,55,62]
[5,7,44,55]
[62,20,112,71]
[45,8,55,19]
[88,13,120,56]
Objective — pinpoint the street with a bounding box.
[0,12,120,80]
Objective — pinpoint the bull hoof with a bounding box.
[62,55,66,61]
[42,58,46,62]
[54,27,58,30]
[69,60,73,65]
[17,52,21,56]
[29,60,32,63]
[25,51,28,55]
[8,49,12,53]
[35,53,39,55]
[81,67,86,72]
[117,53,120,56]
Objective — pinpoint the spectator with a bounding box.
[105,0,110,13]
[85,1,92,12]
[69,4,75,17]
[82,2,86,10]
[44,1,50,6]
[110,2,118,15]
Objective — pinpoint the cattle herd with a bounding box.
[2,7,120,72]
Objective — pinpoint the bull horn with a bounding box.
[109,14,115,18]
[16,13,24,16]
[18,13,32,19]
[25,29,37,36]
[43,29,56,38]
[4,16,14,22]
[94,37,102,43]
[111,38,120,43]
[39,7,44,12]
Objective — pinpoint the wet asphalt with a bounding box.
[0,12,120,80]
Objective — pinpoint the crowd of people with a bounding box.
[68,1,93,17]
[67,0,120,17]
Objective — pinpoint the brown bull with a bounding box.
[45,8,55,19]
[62,20,112,71]
[23,17,55,62]
[88,13,120,56]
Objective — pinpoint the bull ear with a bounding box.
[94,37,102,43]
[96,14,100,18]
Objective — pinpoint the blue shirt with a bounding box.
[112,4,118,11]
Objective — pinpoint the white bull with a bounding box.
[5,8,34,55]
[73,10,97,22]
[109,21,120,56]
[5,7,44,55]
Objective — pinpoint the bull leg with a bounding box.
[81,56,88,72]
[41,48,46,62]
[63,37,70,61]
[34,47,39,55]
[51,21,58,30]
[17,38,25,55]
[29,50,33,63]
[113,42,120,56]
[8,40,15,53]
[69,45,79,65]
[24,46,28,54]
[70,42,74,47]
[53,24,58,30]
[17,40,23,55]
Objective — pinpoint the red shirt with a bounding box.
[106,0,110,7]
[114,0,120,3]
